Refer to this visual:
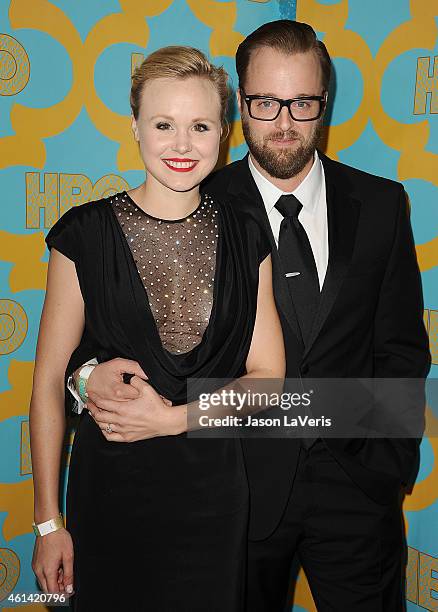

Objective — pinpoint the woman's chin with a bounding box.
[165,180,201,193]
[163,172,207,193]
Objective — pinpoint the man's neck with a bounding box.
[249,152,315,192]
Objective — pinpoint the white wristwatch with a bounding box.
[32,513,64,536]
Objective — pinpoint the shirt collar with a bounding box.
[248,151,323,215]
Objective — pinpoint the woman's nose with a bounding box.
[172,131,192,154]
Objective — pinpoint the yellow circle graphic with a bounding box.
[0,49,16,80]
[0,34,30,96]
[0,547,20,601]
[0,299,28,355]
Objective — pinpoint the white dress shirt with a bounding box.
[248,152,328,289]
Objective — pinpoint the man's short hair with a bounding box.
[236,20,332,92]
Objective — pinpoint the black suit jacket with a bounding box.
[203,152,431,540]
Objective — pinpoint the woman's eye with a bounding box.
[193,123,209,132]
[156,122,171,130]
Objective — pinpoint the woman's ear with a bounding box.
[220,121,230,143]
[131,114,139,142]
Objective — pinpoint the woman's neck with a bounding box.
[128,179,201,221]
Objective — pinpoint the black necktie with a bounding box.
[275,194,320,344]
[275,194,320,450]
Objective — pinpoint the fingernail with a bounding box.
[66,585,73,593]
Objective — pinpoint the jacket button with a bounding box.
[301,364,309,375]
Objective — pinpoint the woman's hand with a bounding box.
[82,358,147,401]
[87,376,185,441]
[32,528,74,596]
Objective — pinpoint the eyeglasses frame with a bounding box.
[241,89,328,122]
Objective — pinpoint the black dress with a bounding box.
[45,191,270,611]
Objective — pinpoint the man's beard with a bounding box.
[242,117,323,180]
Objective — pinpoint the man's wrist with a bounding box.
[73,362,97,400]
[66,358,98,414]
[168,405,187,435]
[72,368,80,391]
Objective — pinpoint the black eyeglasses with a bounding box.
[241,89,327,122]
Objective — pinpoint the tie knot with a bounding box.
[275,194,302,219]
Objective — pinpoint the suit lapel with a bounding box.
[303,159,361,359]
[227,158,305,349]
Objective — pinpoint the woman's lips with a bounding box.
[162,158,199,172]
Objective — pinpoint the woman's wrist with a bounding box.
[34,508,62,524]
[32,512,64,536]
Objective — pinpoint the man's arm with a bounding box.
[373,186,430,378]
[372,186,431,486]
[67,358,148,411]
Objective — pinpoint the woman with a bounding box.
[30,46,285,611]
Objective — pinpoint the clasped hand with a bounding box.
[86,366,183,441]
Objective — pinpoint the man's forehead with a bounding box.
[247,46,318,69]
[245,47,322,91]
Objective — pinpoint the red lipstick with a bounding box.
[162,158,199,172]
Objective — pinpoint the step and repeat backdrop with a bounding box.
[0,1,436,610]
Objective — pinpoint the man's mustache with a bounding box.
[264,130,303,143]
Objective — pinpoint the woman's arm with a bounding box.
[183,253,285,428]
[243,254,285,380]
[30,248,84,593]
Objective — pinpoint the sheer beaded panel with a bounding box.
[112,192,218,354]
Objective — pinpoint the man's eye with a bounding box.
[194,123,209,132]
[156,122,171,130]
[292,100,310,109]
[257,100,273,109]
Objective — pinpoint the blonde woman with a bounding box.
[30,47,284,611]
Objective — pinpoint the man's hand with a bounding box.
[87,376,183,441]
[84,358,147,401]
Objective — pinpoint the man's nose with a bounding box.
[172,131,192,154]
[274,105,294,132]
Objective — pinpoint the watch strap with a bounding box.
[32,513,64,537]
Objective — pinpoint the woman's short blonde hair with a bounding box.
[130,46,230,128]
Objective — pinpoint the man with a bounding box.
[68,21,430,611]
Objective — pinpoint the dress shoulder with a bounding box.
[45,197,110,264]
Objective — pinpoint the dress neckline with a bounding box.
[123,191,204,224]
[108,193,222,362]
